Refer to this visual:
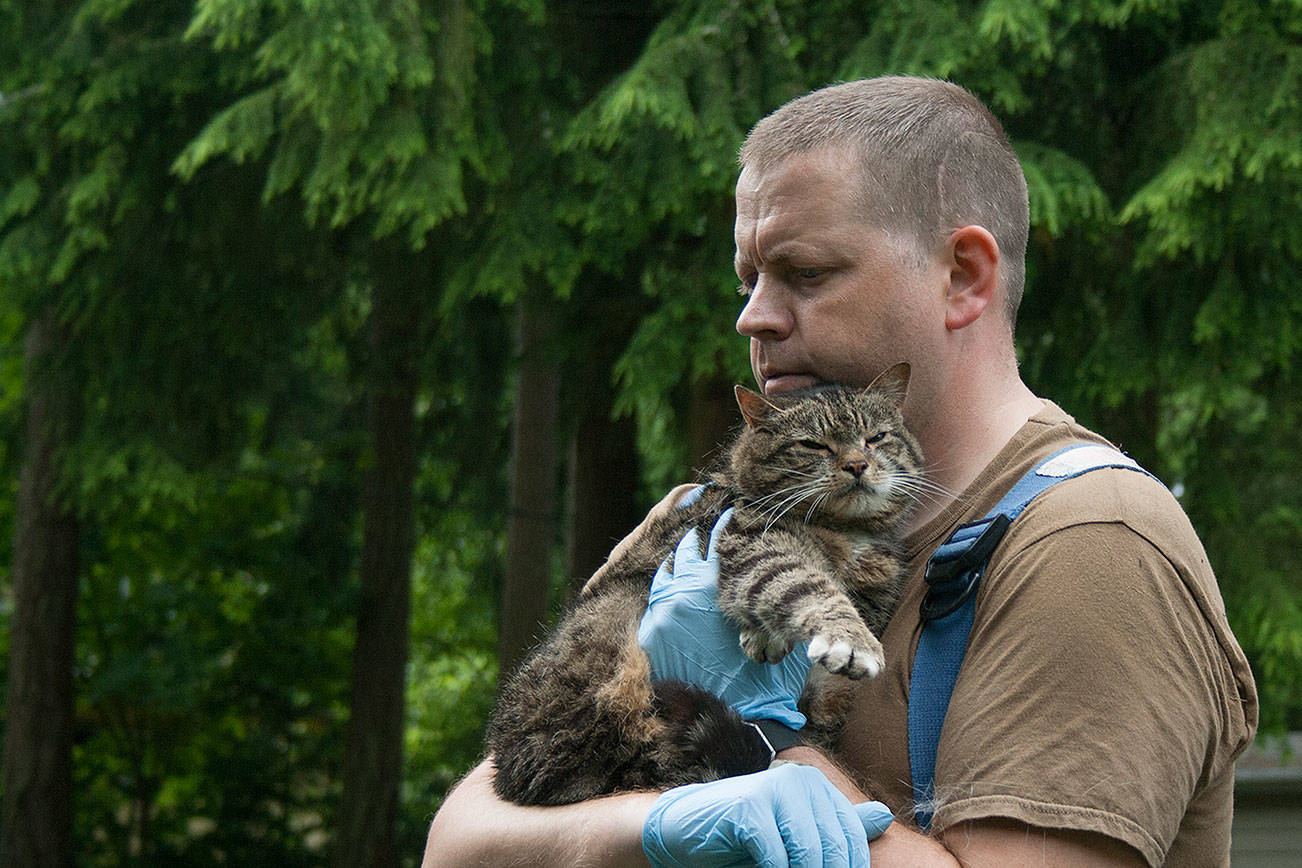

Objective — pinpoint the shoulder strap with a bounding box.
[907,444,1155,830]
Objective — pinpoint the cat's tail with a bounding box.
[650,680,775,784]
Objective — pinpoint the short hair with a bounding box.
[740,77,1030,325]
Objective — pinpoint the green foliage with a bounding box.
[1016,143,1112,237]
[72,401,361,863]
[3,0,1302,863]
[402,520,499,839]
[178,0,514,246]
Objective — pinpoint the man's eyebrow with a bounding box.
[737,241,817,274]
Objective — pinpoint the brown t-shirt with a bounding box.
[841,401,1258,866]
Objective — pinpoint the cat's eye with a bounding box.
[799,439,832,453]
[866,432,887,446]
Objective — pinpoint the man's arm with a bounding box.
[424,752,884,868]
[936,820,1147,868]
[424,752,1146,868]
[788,746,1145,868]
[423,759,654,868]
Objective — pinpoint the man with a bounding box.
[424,76,1257,866]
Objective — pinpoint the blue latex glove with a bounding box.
[642,762,894,867]
[637,505,811,729]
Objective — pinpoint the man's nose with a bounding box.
[736,279,792,339]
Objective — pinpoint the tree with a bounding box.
[498,289,561,675]
[178,0,538,861]
[0,2,350,861]
[2,311,79,867]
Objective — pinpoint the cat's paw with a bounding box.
[739,626,792,663]
[807,630,884,679]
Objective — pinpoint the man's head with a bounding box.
[740,76,1029,324]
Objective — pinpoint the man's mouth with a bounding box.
[762,372,821,394]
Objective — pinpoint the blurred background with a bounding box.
[1,0,1300,865]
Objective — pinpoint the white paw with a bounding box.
[807,633,884,679]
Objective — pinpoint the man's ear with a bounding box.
[735,385,780,428]
[944,225,1000,331]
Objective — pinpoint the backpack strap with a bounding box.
[907,443,1156,830]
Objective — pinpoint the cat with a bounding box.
[486,362,923,806]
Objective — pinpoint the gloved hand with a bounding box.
[642,762,894,867]
[637,504,811,729]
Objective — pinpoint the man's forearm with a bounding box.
[779,745,961,867]
[423,759,656,868]
[778,745,871,801]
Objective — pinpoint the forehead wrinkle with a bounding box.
[735,226,805,274]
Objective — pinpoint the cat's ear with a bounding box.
[865,362,911,408]
[735,385,780,428]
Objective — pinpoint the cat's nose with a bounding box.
[843,459,868,478]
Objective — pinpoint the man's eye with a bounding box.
[736,274,757,296]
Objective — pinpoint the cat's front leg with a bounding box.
[738,624,794,663]
[716,529,884,679]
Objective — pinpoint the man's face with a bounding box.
[734,147,947,398]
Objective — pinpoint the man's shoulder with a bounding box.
[991,431,1213,602]
[1000,402,1192,553]
[1018,462,1193,551]
[983,437,1257,749]
[974,409,1227,623]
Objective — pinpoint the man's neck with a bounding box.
[906,376,1043,533]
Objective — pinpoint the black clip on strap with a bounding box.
[920,513,1012,622]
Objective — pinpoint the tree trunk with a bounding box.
[2,309,79,868]
[498,291,561,678]
[687,369,740,476]
[564,379,641,590]
[334,261,420,868]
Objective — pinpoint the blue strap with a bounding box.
[907,444,1154,829]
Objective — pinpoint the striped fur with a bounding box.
[487,363,924,805]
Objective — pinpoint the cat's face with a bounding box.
[730,366,923,526]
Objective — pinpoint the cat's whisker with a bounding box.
[804,487,835,524]
[891,473,963,508]
[909,473,958,497]
[892,471,957,496]
[759,492,815,531]
[892,485,949,509]
[748,478,819,505]
[765,466,822,480]
[759,484,823,533]
[748,480,824,514]
[892,479,949,501]
[751,485,808,519]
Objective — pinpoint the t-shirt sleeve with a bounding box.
[928,481,1253,866]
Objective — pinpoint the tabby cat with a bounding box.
[486,362,924,806]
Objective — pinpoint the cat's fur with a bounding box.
[486,363,923,806]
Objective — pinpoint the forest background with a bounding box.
[1,0,1300,865]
